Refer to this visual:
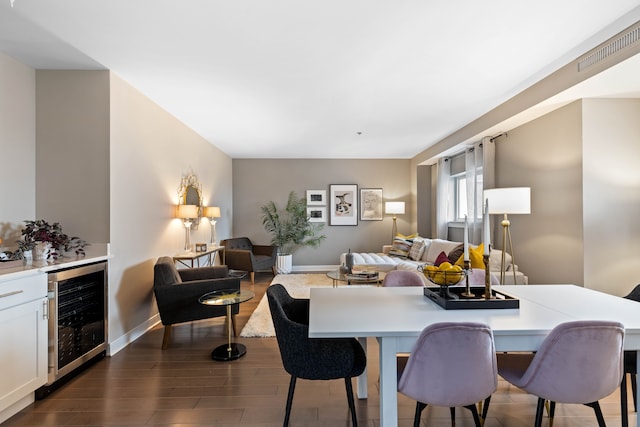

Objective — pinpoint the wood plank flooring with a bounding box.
[2,271,636,426]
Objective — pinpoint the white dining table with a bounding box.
[308,284,640,427]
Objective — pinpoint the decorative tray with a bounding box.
[423,286,519,310]
[346,271,379,280]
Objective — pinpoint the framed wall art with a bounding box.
[360,188,383,221]
[307,206,326,223]
[306,190,326,206]
[329,184,358,226]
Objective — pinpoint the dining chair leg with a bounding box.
[534,398,545,427]
[622,374,629,427]
[344,377,358,427]
[585,402,606,427]
[284,376,297,427]
[449,407,455,426]
[414,402,427,427]
[481,395,492,422]
[463,404,482,427]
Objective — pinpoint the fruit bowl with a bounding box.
[420,264,467,286]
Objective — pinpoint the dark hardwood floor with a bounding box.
[2,271,635,426]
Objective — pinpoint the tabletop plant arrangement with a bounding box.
[11,219,87,261]
[261,191,325,273]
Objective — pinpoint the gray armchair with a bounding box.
[221,237,277,284]
[153,256,240,349]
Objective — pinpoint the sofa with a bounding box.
[340,237,528,286]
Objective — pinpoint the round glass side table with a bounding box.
[199,289,254,361]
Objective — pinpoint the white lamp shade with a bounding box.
[176,204,199,219]
[203,206,221,218]
[484,187,531,214]
[385,201,405,215]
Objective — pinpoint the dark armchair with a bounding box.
[153,256,240,349]
[221,237,277,284]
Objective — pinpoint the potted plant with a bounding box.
[16,219,87,261]
[261,191,326,273]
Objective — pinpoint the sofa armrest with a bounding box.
[253,244,277,258]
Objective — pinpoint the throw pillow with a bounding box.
[454,243,485,269]
[448,244,464,264]
[388,235,413,258]
[408,238,426,261]
[434,251,450,266]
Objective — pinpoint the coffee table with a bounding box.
[326,270,385,287]
[199,289,254,361]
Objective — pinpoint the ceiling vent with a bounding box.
[578,24,640,72]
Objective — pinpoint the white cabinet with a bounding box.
[0,273,47,423]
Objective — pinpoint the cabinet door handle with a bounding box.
[0,290,23,299]
[43,299,49,320]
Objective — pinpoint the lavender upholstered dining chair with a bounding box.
[497,320,625,427]
[382,270,424,287]
[621,284,640,427]
[267,284,366,427]
[398,322,498,427]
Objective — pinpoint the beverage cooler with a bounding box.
[36,261,107,398]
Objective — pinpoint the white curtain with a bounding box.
[464,143,483,244]
[435,157,451,239]
[464,138,495,244]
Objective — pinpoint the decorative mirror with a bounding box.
[178,173,203,228]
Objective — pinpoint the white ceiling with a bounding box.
[2,0,640,159]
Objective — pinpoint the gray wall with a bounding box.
[494,98,640,296]
[36,71,111,243]
[494,101,584,286]
[0,54,35,245]
[582,98,640,296]
[232,158,411,267]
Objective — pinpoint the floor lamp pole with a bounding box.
[391,216,398,243]
[499,214,517,285]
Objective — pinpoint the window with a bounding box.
[452,171,483,221]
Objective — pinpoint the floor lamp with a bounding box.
[385,201,405,243]
[484,188,530,285]
[176,204,199,251]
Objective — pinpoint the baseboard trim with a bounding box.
[108,314,161,356]
[291,264,338,272]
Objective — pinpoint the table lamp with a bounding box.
[203,206,221,246]
[176,204,199,251]
[483,187,531,285]
[385,201,405,242]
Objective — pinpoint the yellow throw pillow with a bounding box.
[454,244,485,269]
[396,232,419,240]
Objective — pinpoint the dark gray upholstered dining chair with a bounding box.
[153,256,240,349]
[497,320,624,427]
[398,322,497,427]
[266,283,366,427]
[621,284,640,427]
[221,237,277,284]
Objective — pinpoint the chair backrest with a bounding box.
[154,256,182,288]
[516,320,624,404]
[398,322,497,407]
[266,283,366,380]
[382,270,424,287]
[221,237,253,251]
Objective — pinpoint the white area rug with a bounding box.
[239,273,336,338]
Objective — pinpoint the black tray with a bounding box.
[423,286,519,310]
